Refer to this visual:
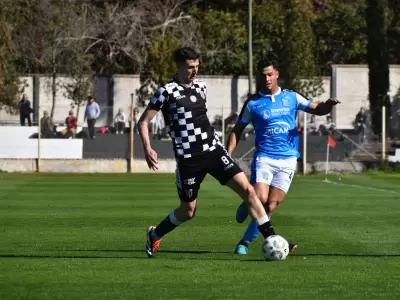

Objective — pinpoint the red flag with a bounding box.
[328,135,336,148]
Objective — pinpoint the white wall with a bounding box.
[113,75,141,123]
[333,65,400,129]
[3,66,399,130]
[298,77,331,126]
[0,127,82,159]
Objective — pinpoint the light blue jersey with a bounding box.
[237,87,312,159]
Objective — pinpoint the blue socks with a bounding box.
[241,220,261,245]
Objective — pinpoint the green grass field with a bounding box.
[1,173,400,300]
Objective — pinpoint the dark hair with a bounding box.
[256,56,279,71]
[173,47,200,64]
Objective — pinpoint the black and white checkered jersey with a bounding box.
[150,79,220,159]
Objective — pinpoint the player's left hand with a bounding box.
[326,98,341,106]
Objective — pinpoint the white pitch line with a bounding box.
[298,178,399,195]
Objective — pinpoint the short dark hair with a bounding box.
[256,56,279,71]
[173,47,200,64]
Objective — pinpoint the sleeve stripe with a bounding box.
[238,96,253,120]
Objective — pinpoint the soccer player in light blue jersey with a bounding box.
[227,57,340,255]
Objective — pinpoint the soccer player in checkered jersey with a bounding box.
[139,46,282,258]
[227,56,341,255]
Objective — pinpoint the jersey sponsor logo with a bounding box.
[176,95,186,100]
[270,107,291,116]
[266,121,291,135]
[263,110,270,119]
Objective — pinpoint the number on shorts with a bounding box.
[221,155,230,165]
[289,171,293,180]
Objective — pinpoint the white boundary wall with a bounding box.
[2,65,400,129]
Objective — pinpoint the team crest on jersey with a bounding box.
[263,110,270,119]
[282,98,290,106]
[190,95,197,103]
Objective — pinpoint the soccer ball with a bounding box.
[262,235,289,261]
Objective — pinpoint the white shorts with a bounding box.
[250,156,297,193]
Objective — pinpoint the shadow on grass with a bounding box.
[71,249,232,254]
[1,252,399,260]
[244,253,400,262]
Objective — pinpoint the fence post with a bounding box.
[382,105,386,163]
[221,106,225,145]
[37,106,41,172]
[303,112,307,175]
[130,93,134,173]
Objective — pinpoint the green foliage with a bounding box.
[191,8,247,75]
[136,33,179,107]
[63,51,94,120]
[280,0,323,98]
[0,8,25,112]
[313,0,368,74]
[367,0,390,135]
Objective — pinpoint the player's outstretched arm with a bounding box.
[307,98,341,116]
[226,123,247,156]
[138,105,159,170]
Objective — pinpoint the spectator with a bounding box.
[62,110,78,138]
[114,108,127,134]
[307,115,320,135]
[151,112,165,139]
[319,115,336,135]
[40,111,54,138]
[355,107,367,142]
[18,94,33,126]
[84,96,100,139]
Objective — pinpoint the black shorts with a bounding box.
[175,145,242,202]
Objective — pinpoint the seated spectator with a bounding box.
[319,115,336,135]
[62,110,78,138]
[307,115,320,135]
[40,111,54,138]
[114,108,127,134]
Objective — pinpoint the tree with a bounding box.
[367,0,390,135]
[281,0,323,98]
[313,0,367,75]
[136,33,180,107]
[63,50,94,121]
[0,4,25,113]
[133,0,199,106]
[191,7,247,75]
[12,0,84,118]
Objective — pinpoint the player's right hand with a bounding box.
[145,147,159,171]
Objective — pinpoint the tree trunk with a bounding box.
[367,0,390,135]
[50,47,57,119]
[76,104,81,123]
